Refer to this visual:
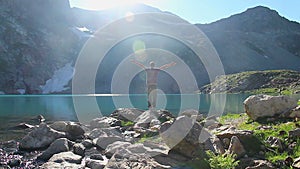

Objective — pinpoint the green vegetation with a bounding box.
[201,70,300,94]
[219,113,300,167]
[120,120,134,127]
[206,150,239,169]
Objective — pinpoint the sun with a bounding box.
[70,0,147,10]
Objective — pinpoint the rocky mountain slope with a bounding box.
[197,6,300,74]
[201,70,300,94]
[0,2,300,94]
[0,0,80,94]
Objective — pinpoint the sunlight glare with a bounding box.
[85,0,145,10]
[132,40,147,61]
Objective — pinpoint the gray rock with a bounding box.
[8,158,21,167]
[39,138,70,160]
[245,160,274,169]
[85,147,101,157]
[90,154,105,160]
[157,109,175,122]
[95,136,123,149]
[159,121,173,133]
[244,94,298,120]
[40,161,84,169]
[13,123,35,129]
[293,157,300,169]
[150,119,161,128]
[73,143,85,156]
[104,148,170,169]
[228,136,246,159]
[81,139,93,149]
[135,110,159,128]
[222,138,231,149]
[86,159,106,169]
[216,127,253,142]
[160,116,210,157]
[110,108,144,122]
[19,123,65,150]
[66,122,85,137]
[266,136,283,151]
[88,127,122,140]
[50,121,68,132]
[105,141,132,157]
[211,137,225,154]
[90,117,121,129]
[289,128,300,138]
[287,105,300,118]
[48,151,82,164]
[180,109,205,121]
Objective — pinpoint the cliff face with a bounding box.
[0,0,80,93]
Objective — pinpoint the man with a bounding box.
[131,60,176,109]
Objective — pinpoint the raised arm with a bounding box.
[159,61,176,70]
[131,60,146,69]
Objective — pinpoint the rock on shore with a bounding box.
[1,94,300,169]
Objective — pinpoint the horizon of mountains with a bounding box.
[0,0,299,94]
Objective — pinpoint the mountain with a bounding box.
[197,6,300,74]
[0,0,81,94]
[0,3,299,94]
[72,3,163,31]
[200,70,300,94]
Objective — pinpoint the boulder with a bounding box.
[13,123,35,129]
[90,154,105,160]
[228,136,246,159]
[135,110,159,128]
[90,117,121,129]
[73,143,85,156]
[86,159,106,169]
[289,128,300,138]
[293,157,300,169]
[265,136,283,151]
[66,122,85,138]
[19,123,65,150]
[160,116,210,157]
[110,108,144,122]
[245,160,274,169]
[157,109,175,122]
[50,121,68,132]
[287,105,300,118]
[48,151,82,164]
[105,141,132,157]
[38,138,70,160]
[81,139,93,149]
[216,127,254,142]
[211,137,225,154]
[88,127,122,140]
[104,148,170,169]
[150,119,161,128]
[244,94,298,120]
[95,136,123,149]
[180,109,204,121]
[40,161,83,169]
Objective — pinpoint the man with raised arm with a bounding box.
[131,60,176,109]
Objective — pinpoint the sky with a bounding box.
[69,0,300,24]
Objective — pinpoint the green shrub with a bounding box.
[206,151,239,169]
[121,120,134,127]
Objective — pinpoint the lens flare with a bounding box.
[132,40,147,61]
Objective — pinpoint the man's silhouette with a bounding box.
[131,60,176,109]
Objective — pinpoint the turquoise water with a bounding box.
[0,94,299,141]
[1,94,299,128]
